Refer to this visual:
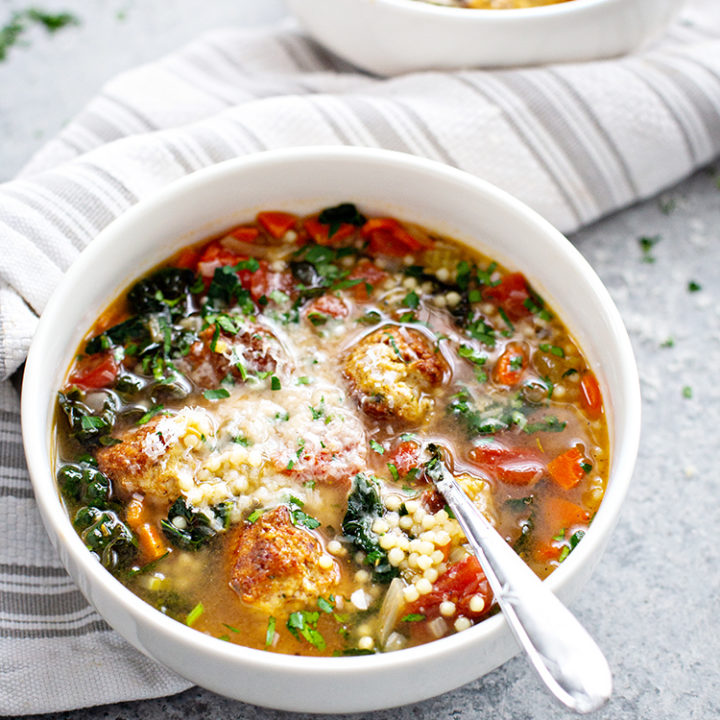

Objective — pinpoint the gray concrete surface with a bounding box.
[3,1,720,718]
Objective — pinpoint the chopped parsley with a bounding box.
[265,616,276,647]
[401,613,425,622]
[288,496,321,530]
[270,375,281,391]
[688,281,702,293]
[639,235,660,263]
[136,404,168,426]
[287,610,325,650]
[682,385,693,399]
[369,439,385,454]
[539,343,565,358]
[186,602,204,627]
[402,290,420,309]
[203,388,230,401]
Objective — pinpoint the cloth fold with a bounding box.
[2,1,720,714]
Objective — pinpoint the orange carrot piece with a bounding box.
[544,496,590,529]
[228,226,260,242]
[534,542,562,563]
[256,211,297,239]
[580,371,602,419]
[547,447,586,490]
[136,523,169,562]
[125,497,147,528]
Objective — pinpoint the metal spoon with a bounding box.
[426,447,612,714]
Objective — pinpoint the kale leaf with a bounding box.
[127,267,195,314]
[73,506,137,569]
[160,497,231,551]
[341,474,398,583]
[58,461,113,508]
[57,389,119,446]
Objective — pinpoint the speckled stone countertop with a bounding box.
[3,1,720,719]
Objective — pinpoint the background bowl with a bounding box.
[22,147,640,713]
[285,0,683,75]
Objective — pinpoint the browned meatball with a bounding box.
[180,323,284,389]
[343,325,448,424]
[228,505,338,614]
[96,407,214,502]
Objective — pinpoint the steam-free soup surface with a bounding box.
[56,204,608,656]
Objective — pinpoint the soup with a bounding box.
[55,204,608,656]
[417,0,574,9]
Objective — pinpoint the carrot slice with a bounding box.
[136,523,169,562]
[544,496,590,529]
[257,211,297,239]
[228,226,260,243]
[534,542,562,563]
[580,371,602,419]
[547,447,586,490]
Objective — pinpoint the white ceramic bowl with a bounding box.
[285,0,683,75]
[22,147,640,713]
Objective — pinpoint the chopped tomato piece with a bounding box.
[305,294,349,322]
[544,496,590,529]
[228,226,260,243]
[303,217,356,246]
[483,272,532,321]
[362,217,425,258]
[387,440,420,477]
[346,259,388,301]
[405,555,492,621]
[579,371,602,419]
[547,447,586,490]
[493,341,527,386]
[196,240,243,278]
[256,211,298,239]
[69,353,119,390]
[469,440,545,486]
[175,248,201,271]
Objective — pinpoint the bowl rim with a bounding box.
[355,0,617,20]
[21,146,641,681]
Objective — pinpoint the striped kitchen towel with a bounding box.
[2,0,720,714]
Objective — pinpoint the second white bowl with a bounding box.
[286,0,683,75]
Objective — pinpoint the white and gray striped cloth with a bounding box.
[3,1,720,714]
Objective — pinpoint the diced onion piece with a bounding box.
[377,577,405,648]
[350,588,371,610]
[428,617,448,639]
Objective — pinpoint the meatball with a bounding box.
[180,322,285,389]
[343,326,448,424]
[96,407,214,502]
[228,506,338,614]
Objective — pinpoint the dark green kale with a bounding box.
[160,497,231,551]
[341,474,398,583]
[317,202,367,238]
[127,267,195,314]
[205,265,254,313]
[58,461,113,508]
[73,506,136,569]
[57,389,118,446]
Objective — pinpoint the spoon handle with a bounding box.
[437,472,612,714]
